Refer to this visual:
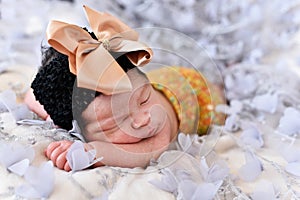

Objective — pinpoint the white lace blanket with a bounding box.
[1,61,300,199]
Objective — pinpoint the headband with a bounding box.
[46,5,153,95]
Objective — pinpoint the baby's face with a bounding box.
[81,68,178,144]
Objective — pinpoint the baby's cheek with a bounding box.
[148,104,168,130]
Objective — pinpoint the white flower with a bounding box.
[149,168,178,195]
[0,90,32,121]
[285,162,300,177]
[199,158,229,183]
[11,104,33,121]
[252,92,278,113]
[15,161,55,199]
[66,140,102,172]
[215,100,243,115]
[0,90,16,113]
[92,191,109,200]
[281,145,300,177]
[150,155,228,200]
[176,133,202,156]
[224,114,240,132]
[0,141,34,176]
[281,145,300,163]
[240,126,264,149]
[0,142,54,198]
[238,151,263,182]
[225,71,257,99]
[68,120,86,142]
[8,159,30,177]
[250,180,277,200]
[178,180,222,200]
[277,107,300,136]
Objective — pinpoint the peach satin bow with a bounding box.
[46,5,153,95]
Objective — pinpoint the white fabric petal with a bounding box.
[66,140,99,172]
[0,90,17,113]
[285,162,300,177]
[207,161,229,183]
[178,180,222,200]
[8,159,30,176]
[68,120,86,142]
[240,126,264,149]
[71,149,91,171]
[230,100,243,114]
[224,114,240,132]
[250,180,277,200]
[177,133,192,151]
[281,146,300,163]
[177,133,202,156]
[0,142,34,168]
[192,181,222,200]
[178,180,197,200]
[149,168,178,195]
[16,161,55,199]
[16,119,50,126]
[252,92,278,113]
[238,152,263,182]
[24,161,54,198]
[11,104,33,121]
[234,73,257,95]
[278,107,300,136]
[15,184,42,199]
[215,100,243,115]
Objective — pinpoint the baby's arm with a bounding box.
[46,130,172,171]
[88,130,171,168]
[24,89,49,120]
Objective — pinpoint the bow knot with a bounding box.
[101,39,110,50]
[46,5,153,95]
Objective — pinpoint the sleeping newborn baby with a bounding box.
[25,6,224,171]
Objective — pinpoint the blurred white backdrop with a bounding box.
[1,0,300,70]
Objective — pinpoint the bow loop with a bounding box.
[47,20,100,74]
[46,5,153,95]
[84,5,138,41]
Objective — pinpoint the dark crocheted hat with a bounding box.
[31,38,136,130]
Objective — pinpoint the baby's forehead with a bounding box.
[93,70,150,112]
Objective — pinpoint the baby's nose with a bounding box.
[131,110,150,129]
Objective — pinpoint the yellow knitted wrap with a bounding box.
[147,66,225,135]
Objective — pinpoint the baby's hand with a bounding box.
[45,140,73,171]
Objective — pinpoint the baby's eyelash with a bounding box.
[140,90,151,105]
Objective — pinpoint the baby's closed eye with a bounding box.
[138,86,152,106]
[140,91,151,105]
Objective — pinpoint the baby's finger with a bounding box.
[45,142,61,158]
[64,162,71,172]
[56,151,68,170]
[50,143,70,164]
